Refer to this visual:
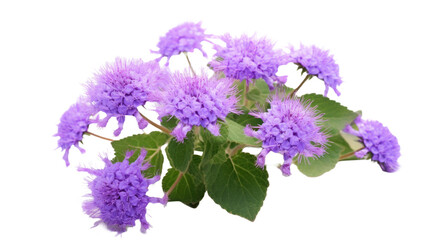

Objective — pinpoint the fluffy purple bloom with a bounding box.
[244,95,328,176]
[343,117,400,172]
[87,58,168,136]
[289,45,342,96]
[156,71,239,142]
[152,22,212,66]
[55,101,96,166]
[209,34,288,90]
[78,150,165,234]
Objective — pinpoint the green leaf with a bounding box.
[329,133,353,155]
[278,84,294,95]
[301,93,358,132]
[111,132,170,178]
[246,88,262,102]
[335,131,365,160]
[166,133,194,172]
[340,131,364,152]
[246,79,293,108]
[246,79,270,107]
[223,118,260,146]
[228,112,262,127]
[162,155,205,207]
[203,152,269,221]
[201,128,229,168]
[296,142,343,177]
[326,133,363,161]
[160,116,179,130]
[187,155,205,181]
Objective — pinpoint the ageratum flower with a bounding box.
[156,71,239,142]
[209,34,288,90]
[244,95,327,176]
[78,150,165,234]
[289,45,342,96]
[87,58,168,136]
[55,101,96,166]
[343,117,400,172]
[152,22,212,66]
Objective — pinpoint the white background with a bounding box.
[1,0,428,239]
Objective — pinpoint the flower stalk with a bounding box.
[166,172,184,196]
[86,131,115,142]
[184,52,197,77]
[138,111,171,134]
[244,84,250,107]
[229,144,246,156]
[289,74,312,97]
[338,147,366,161]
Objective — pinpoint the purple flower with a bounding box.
[152,22,212,66]
[289,45,342,96]
[87,58,168,136]
[343,117,400,172]
[155,71,239,142]
[55,101,95,166]
[78,150,165,234]
[209,34,288,90]
[244,95,327,176]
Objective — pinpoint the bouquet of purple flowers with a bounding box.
[55,22,400,234]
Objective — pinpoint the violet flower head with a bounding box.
[244,95,328,176]
[343,117,400,172]
[55,101,95,166]
[289,45,342,96]
[87,58,168,136]
[152,22,212,66]
[156,71,239,142]
[78,150,165,234]
[209,34,288,90]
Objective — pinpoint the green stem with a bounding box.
[289,74,312,97]
[193,126,200,136]
[243,83,249,107]
[338,147,366,161]
[184,52,196,77]
[86,131,114,142]
[139,111,171,134]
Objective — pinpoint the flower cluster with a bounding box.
[288,45,342,96]
[155,71,239,141]
[55,101,95,166]
[152,22,212,66]
[245,95,327,176]
[87,58,168,136]
[344,117,400,172]
[209,34,288,90]
[56,21,402,234]
[78,151,165,234]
